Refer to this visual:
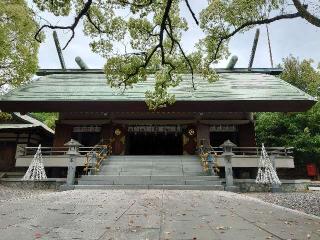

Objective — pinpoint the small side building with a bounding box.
[0,113,54,172]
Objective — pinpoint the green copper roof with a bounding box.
[1,73,316,101]
[0,72,316,112]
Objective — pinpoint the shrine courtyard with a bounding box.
[0,188,319,240]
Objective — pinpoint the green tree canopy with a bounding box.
[30,112,58,130]
[0,0,40,91]
[31,0,320,110]
[256,56,320,166]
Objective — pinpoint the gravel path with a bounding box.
[0,184,55,202]
[246,191,320,217]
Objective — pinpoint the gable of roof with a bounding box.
[0,112,54,134]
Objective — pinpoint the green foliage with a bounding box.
[30,112,59,129]
[256,56,320,166]
[36,0,241,109]
[32,0,72,16]
[280,56,320,96]
[32,0,317,110]
[199,0,284,62]
[0,0,40,90]
[0,112,13,121]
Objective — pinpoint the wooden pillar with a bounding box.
[182,125,197,155]
[196,124,210,147]
[101,124,113,143]
[53,124,73,148]
[112,125,126,155]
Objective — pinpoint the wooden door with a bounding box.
[0,142,17,171]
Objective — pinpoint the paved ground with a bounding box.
[247,192,320,217]
[0,189,320,240]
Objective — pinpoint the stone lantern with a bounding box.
[65,139,82,156]
[64,139,82,186]
[220,140,239,192]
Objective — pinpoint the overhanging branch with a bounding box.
[213,12,302,61]
[34,0,93,49]
[184,0,199,25]
[292,0,320,27]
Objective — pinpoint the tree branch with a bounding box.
[213,11,302,61]
[34,0,93,49]
[292,0,320,27]
[118,0,154,7]
[184,0,199,25]
[86,12,105,34]
[118,0,173,88]
[166,16,195,89]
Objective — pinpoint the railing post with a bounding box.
[270,150,281,192]
[60,139,82,190]
[88,151,97,175]
[220,140,239,192]
[207,152,214,176]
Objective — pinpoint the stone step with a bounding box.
[97,171,209,176]
[78,155,215,187]
[107,156,199,162]
[78,177,221,185]
[78,180,222,186]
[81,175,220,181]
[104,160,201,163]
[74,184,224,190]
[99,166,202,171]
[102,162,201,166]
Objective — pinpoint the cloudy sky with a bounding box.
[35,1,320,69]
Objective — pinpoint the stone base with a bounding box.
[225,185,240,192]
[232,179,311,192]
[0,178,65,190]
[271,185,282,193]
[59,184,75,191]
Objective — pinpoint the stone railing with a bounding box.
[198,140,294,192]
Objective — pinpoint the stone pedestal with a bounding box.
[67,156,76,185]
[225,186,240,192]
[271,151,281,193]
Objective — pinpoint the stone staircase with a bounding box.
[76,155,224,190]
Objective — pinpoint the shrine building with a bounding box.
[0,68,317,179]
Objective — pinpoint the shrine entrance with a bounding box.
[125,125,183,155]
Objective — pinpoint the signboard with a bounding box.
[210,125,237,132]
[127,125,182,133]
[73,126,101,133]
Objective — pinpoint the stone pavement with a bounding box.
[0,190,319,240]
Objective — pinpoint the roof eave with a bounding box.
[0,99,316,113]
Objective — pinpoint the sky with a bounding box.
[35,1,320,70]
